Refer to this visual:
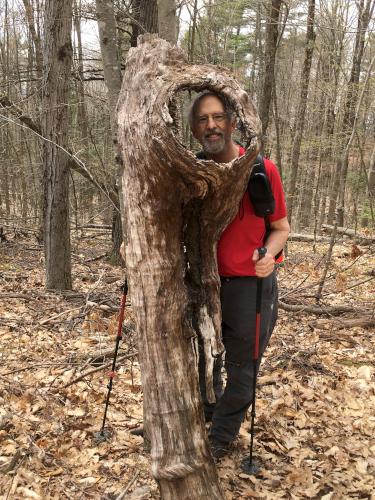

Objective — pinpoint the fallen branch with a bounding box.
[115,470,141,500]
[278,300,361,315]
[85,253,108,263]
[311,317,375,330]
[0,362,85,376]
[56,350,138,390]
[0,449,25,474]
[346,275,375,290]
[289,232,332,243]
[39,306,82,325]
[322,224,374,244]
[0,293,36,300]
[77,224,112,230]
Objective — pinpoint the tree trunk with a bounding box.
[249,3,261,99]
[286,0,316,225]
[42,0,72,290]
[95,0,122,139]
[188,0,198,62]
[73,0,88,139]
[157,0,176,44]
[117,35,261,499]
[258,0,282,142]
[95,0,125,263]
[22,0,43,80]
[130,0,158,47]
[368,142,375,198]
[327,0,375,226]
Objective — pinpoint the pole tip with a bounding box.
[93,429,111,445]
[240,457,261,475]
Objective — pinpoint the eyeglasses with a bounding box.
[195,113,228,127]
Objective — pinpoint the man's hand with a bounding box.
[253,216,290,277]
[252,248,275,278]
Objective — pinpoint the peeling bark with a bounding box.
[117,35,261,498]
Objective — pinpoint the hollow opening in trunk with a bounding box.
[167,87,249,156]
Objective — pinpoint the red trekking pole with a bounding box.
[94,278,128,442]
[242,247,267,474]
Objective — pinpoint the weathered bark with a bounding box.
[42,0,73,290]
[117,35,261,499]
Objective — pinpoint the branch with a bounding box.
[311,317,375,330]
[55,351,138,390]
[0,95,119,209]
[279,300,363,316]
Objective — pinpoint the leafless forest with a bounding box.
[0,1,374,499]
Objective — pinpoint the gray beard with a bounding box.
[202,134,225,155]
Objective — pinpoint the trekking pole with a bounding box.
[94,278,128,443]
[241,247,267,474]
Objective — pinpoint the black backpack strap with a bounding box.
[249,156,283,260]
[247,155,275,218]
[251,154,265,174]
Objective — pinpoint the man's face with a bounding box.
[192,95,236,155]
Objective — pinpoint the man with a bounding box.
[189,91,290,458]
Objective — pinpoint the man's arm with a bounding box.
[252,216,290,277]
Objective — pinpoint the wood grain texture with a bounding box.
[117,35,261,498]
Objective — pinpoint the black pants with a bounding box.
[199,272,278,443]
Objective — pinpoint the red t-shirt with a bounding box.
[217,152,287,277]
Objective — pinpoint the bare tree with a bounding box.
[258,0,283,142]
[157,0,177,44]
[117,35,261,499]
[327,0,375,226]
[130,0,158,47]
[42,0,73,290]
[73,0,88,139]
[95,0,124,262]
[22,0,43,81]
[369,143,375,199]
[95,0,122,138]
[286,0,316,224]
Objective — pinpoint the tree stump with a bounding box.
[117,35,261,499]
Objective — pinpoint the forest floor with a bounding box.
[0,228,374,500]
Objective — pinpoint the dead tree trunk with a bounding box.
[117,35,261,499]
